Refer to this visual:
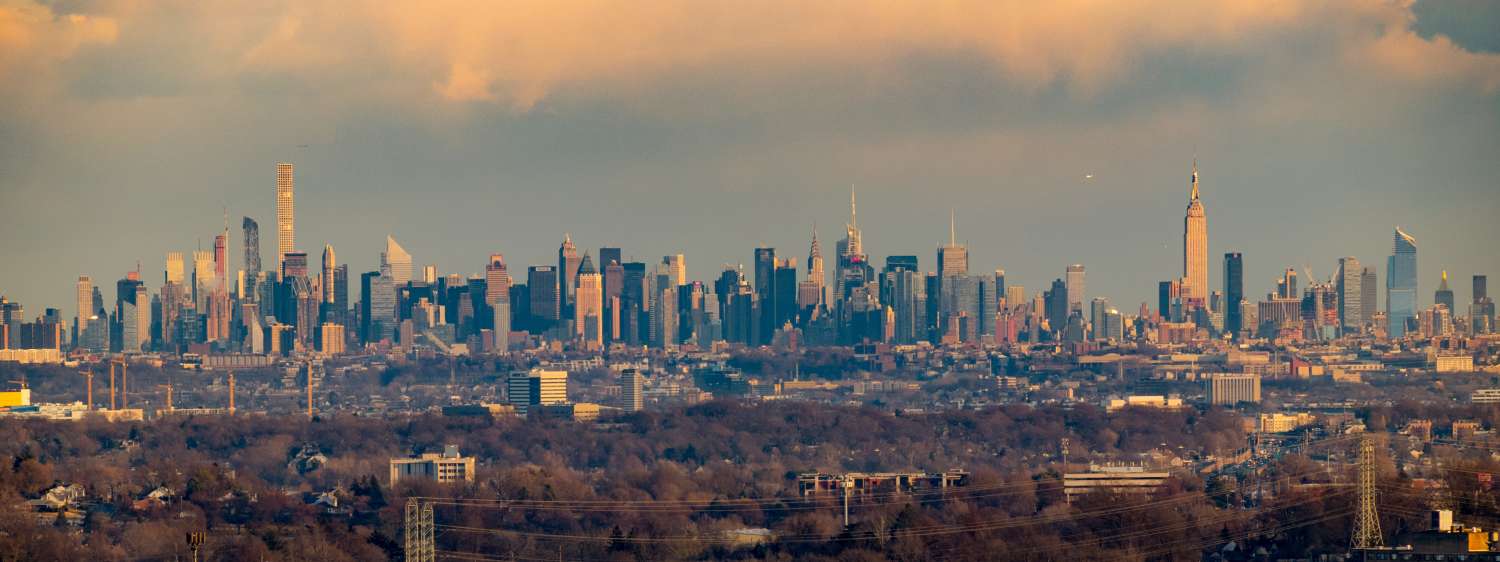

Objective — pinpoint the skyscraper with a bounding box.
[275,162,294,277]
[242,216,260,278]
[806,225,825,308]
[836,188,864,301]
[1473,275,1495,334]
[663,254,686,287]
[1183,160,1208,304]
[1434,271,1454,313]
[1337,256,1363,334]
[938,210,968,279]
[528,266,560,331]
[1359,268,1377,328]
[1386,227,1417,338]
[574,253,603,348]
[75,275,92,342]
[558,234,581,317]
[1065,264,1085,314]
[382,235,412,287]
[321,244,337,304]
[754,247,776,345]
[1224,252,1244,337]
[485,254,511,306]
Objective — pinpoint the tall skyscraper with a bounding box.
[1434,271,1454,313]
[1360,267,1377,328]
[836,188,864,300]
[558,234,581,316]
[663,254,686,287]
[242,217,260,277]
[1473,275,1495,334]
[754,247,776,345]
[485,254,511,306]
[1065,264,1086,314]
[1337,256,1363,334]
[382,235,412,287]
[321,244,337,304]
[1182,160,1208,304]
[938,209,968,278]
[574,254,603,348]
[75,275,92,342]
[275,162,294,277]
[1224,252,1244,337]
[1386,227,1417,338]
[806,225,825,308]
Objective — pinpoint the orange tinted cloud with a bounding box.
[1,0,1496,110]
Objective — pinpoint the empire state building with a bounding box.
[1183,161,1208,304]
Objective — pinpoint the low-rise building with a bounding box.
[390,445,476,485]
[1063,464,1171,500]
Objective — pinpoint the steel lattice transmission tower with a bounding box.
[405,498,435,562]
[1351,435,1383,549]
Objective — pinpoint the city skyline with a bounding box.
[2,0,1498,320]
[0,159,1492,320]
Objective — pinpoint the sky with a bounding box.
[2,0,1498,319]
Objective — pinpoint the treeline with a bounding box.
[0,399,1486,560]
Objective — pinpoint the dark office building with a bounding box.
[1224,252,1243,337]
[527,266,560,332]
[754,248,776,344]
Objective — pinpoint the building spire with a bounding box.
[1190,158,1200,202]
[849,185,857,229]
[949,208,957,246]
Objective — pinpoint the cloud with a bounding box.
[0,0,117,102]
[2,0,1495,115]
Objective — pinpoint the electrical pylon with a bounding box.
[1351,435,1383,549]
[405,498,434,562]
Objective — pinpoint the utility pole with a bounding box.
[109,362,117,410]
[404,498,435,562]
[1351,435,1383,549]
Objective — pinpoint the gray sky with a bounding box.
[2,0,1498,319]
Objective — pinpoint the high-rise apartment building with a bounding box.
[275,162,294,277]
[1182,161,1208,305]
[620,369,644,412]
[1473,275,1495,334]
[1386,227,1417,338]
[321,245,337,304]
[242,216,260,278]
